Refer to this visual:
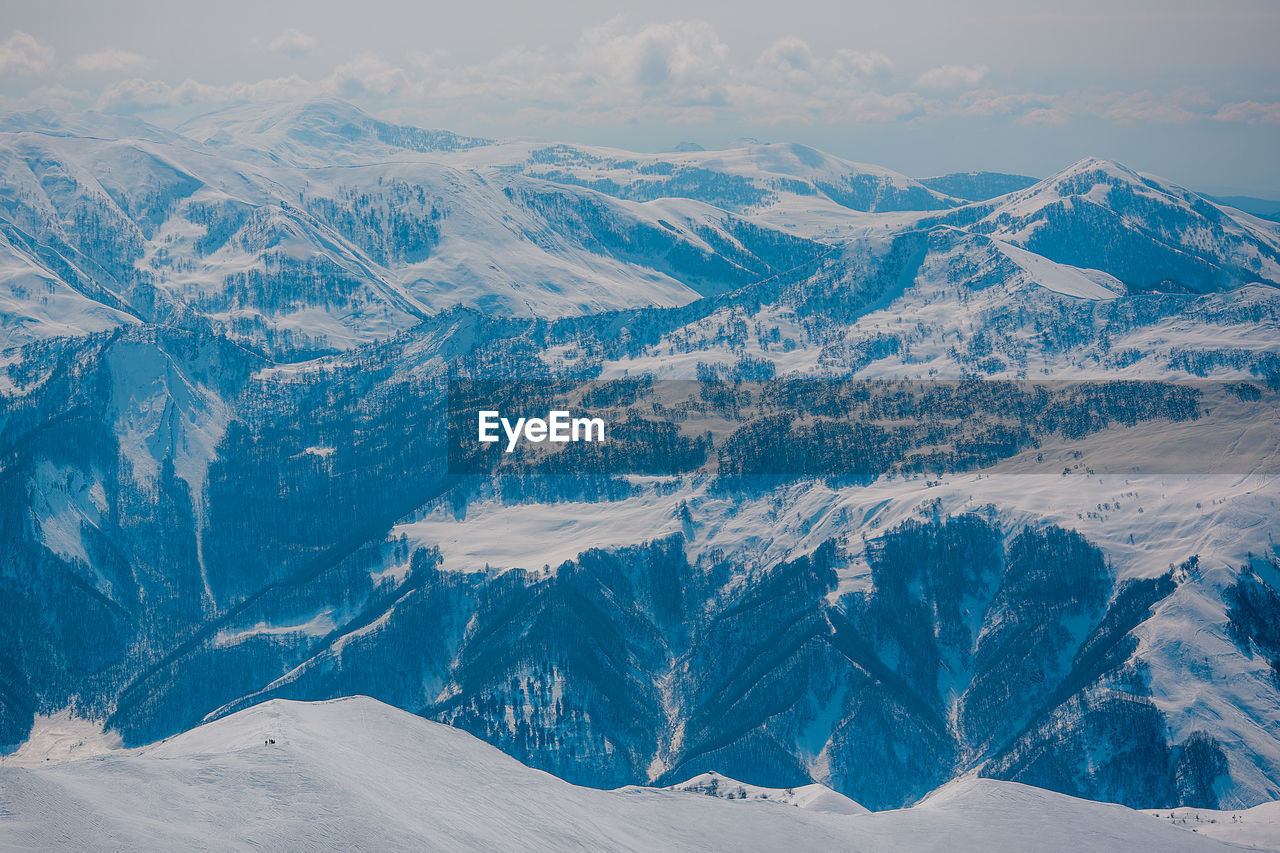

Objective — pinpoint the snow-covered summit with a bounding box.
[951,156,1280,291]
[666,770,870,814]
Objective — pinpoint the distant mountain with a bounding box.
[920,171,1039,201]
[509,140,964,215]
[926,157,1280,292]
[0,696,1247,852]
[0,105,829,353]
[1209,194,1280,223]
[177,98,494,165]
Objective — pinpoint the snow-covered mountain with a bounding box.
[0,103,832,352]
[3,103,1277,360]
[0,696,1252,852]
[498,138,964,215]
[2,99,1280,841]
[177,98,495,166]
[927,157,1280,293]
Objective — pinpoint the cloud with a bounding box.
[577,19,729,98]
[1011,89,1232,127]
[831,49,893,81]
[824,90,928,123]
[65,18,1273,136]
[1212,100,1280,124]
[424,19,738,119]
[326,54,411,98]
[755,38,891,85]
[97,77,173,111]
[1019,105,1070,126]
[74,49,147,73]
[267,29,317,57]
[0,31,53,76]
[724,38,901,123]
[958,89,1052,117]
[428,46,581,104]
[98,75,315,112]
[1100,91,1200,124]
[758,36,816,87]
[19,84,85,110]
[915,64,987,91]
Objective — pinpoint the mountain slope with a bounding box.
[0,696,1242,852]
[919,171,1039,202]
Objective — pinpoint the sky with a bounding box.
[1,0,1278,195]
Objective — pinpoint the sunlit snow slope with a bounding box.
[0,696,1245,852]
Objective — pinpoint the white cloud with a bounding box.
[326,54,412,98]
[267,29,317,57]
[1212,100,1280,124]
[97,77,173,111]
[830,91,928,123]
[957,89,1052,117]
[71,19,1271,136]
[1018,105,1071,126]
[752,38,894,99]
[74,49,147,73]
[1100,91,1200,124]
[577,19,729,98]
[758,36,816,86]
[831,49,893,81]
[915,64,987,91]
[15,84,84,110]
[97,75,315,112]
[1009,89,1229,127]
[429,46,580,103]
[0,31,53,76]
[424,19,737,119]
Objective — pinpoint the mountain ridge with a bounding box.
[0,695,1249,852]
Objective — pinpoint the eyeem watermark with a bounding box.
[450,378,1279,477]
[478,410,606,453]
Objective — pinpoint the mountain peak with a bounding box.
[1038,156,1147,188]
[177,98,377,145]
[177,98,491,165]
[954,154,1280,291]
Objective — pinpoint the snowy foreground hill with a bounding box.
[0,696,1264,852]
[3,98,1280,847]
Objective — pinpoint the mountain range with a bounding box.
[2,98,1280,836]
